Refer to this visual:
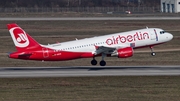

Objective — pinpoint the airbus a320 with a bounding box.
[7,23,173,66]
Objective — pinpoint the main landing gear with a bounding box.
[91,53,106,66]
[150,46,156,56]
[91,58,97,65]
[91,59,106,66]
[99,53,106,66]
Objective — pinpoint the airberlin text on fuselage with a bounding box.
[106,32,149,45]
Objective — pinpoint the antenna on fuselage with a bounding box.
[146,26,148,29]
[75,38,78,40]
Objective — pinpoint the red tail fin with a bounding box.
[7,23,41,51]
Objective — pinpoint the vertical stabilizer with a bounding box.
[7,23,41,51]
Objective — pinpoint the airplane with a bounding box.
[7,23,173,66]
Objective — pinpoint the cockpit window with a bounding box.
[160,31,165,34]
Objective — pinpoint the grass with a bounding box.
[0,76,179,101]
[1,20,180,35]
[0,12,116,17]
[1,12,180,17]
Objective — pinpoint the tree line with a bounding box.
[0,0,160,8]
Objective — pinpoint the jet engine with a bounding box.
[111,47,133,58]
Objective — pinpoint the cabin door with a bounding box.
[42,48,49,58]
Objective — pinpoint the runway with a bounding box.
[0,66,180,77]
[1,17,180,21]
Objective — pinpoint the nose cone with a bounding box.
[167,33,173,41]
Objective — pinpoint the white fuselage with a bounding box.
[44,28,173,53]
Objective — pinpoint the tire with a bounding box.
[151,52,156,56]
[91,59,97,65]
[100,60,106,66]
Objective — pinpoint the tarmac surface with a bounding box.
[0,66,180,78]
[1,17,180,21]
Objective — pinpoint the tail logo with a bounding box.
[9,27,29,48]
[17,33,27,43]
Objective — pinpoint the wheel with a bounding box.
[151,52,156,56]
[100,60,106,66]
[91,59,97,65]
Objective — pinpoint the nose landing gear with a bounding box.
[150,46,156,56]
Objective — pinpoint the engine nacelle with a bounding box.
[117,47,133,58]
[111,47,133,58]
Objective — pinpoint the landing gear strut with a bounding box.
[99,53,106,66]
[150,46,156,56]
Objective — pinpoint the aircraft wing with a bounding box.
[94,45,129,55]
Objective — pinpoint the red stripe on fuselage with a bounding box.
[9,48,95,61]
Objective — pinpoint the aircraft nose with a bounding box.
[168,33,173,40]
